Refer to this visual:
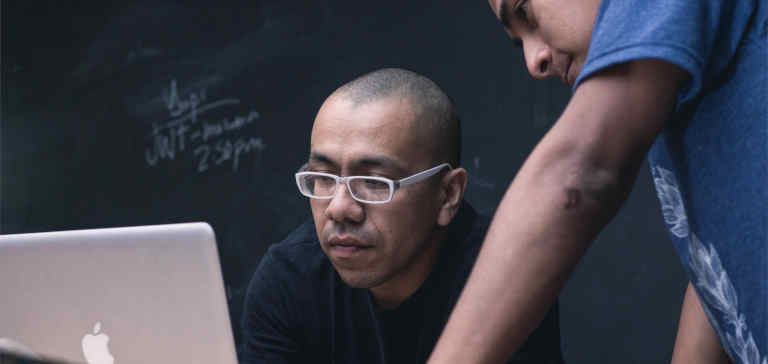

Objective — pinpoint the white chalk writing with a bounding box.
[145,79,267,173]
[194,137,266,173]
[470,157,496,189]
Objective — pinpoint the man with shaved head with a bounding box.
[240,68,564,364]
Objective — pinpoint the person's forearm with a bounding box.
[427,60,686,364]
[426,124,633,363]
[670,283,732,364]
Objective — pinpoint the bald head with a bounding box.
[329,68,461,167]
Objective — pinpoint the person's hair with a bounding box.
[333,68,461,167]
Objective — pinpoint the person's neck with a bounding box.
[369,230,445,310]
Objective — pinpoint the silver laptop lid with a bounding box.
[0,223,237,364]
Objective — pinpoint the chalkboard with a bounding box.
[2,1,687,362]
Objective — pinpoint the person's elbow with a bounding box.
[536,137,640,224]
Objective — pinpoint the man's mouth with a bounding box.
[328,236,372,258]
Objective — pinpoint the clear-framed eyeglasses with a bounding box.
[295,163,453,204]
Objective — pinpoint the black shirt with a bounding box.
[241,203,564,364]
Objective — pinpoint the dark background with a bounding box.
[1,1,688,362]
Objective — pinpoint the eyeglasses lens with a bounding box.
[348,178,391,202]
[301,174,336,197]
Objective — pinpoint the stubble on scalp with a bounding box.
[329,68,462,168]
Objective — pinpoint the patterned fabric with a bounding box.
[652,166,766,364]
[576,0,767,362]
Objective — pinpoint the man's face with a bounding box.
[488,0,601,87]
[307,95,444,290]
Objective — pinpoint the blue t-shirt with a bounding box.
[574,0,767,362]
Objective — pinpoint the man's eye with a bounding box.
[364,179,388,188]
[514,0,529,21]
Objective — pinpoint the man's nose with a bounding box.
[325,182,365,223]
[523,39,554,80]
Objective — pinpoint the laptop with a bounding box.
[0,223,238,364]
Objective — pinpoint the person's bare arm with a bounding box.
[670,283,732,364]
[427,59,688,364]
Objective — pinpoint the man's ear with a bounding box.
[437,167,468,226]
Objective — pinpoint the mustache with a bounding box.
[320,224,373,245]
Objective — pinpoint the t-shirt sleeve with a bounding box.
[240,248,302,364]
[573,0,756,105]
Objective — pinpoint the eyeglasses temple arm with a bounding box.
[396,163,452,187]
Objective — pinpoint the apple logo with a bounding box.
[81,322,115,364]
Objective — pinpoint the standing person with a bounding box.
[428,0,766,363]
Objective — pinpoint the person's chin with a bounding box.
[336,268,382,289]
[567,60,585,88]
